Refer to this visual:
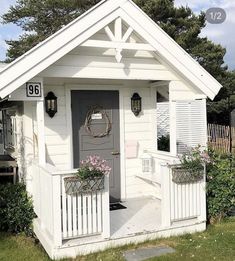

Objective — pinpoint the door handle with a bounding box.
[111,151,120,155]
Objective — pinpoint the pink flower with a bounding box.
[80,155,111,175]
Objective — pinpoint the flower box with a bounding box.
[64,176,105,195]
[171,166,204,184]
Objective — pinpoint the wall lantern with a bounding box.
[141,150,153,173]
[45,92,57,118]
[131,93,141,116]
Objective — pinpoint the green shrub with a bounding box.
[157,134,170,152]
[206,151,235,222]
[0,183,35,234]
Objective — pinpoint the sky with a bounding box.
[175,0,235,69]
[0,0,234,69]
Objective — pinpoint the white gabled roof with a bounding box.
[0,0,222,99]
[0,63,7,71]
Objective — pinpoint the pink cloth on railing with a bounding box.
[125,141,138,158]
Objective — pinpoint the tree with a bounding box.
[1,0,101,60]
[207,71,235,125]
[1,0,232,124]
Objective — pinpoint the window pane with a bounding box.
[157,90,170,152]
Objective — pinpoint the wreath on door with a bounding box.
[84,105,112,138]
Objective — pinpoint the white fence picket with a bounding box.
[77,194,82,236]
[92,193,97,233]
[82,195,88,235]
[72,195,77,237]
[97,192,102,232]
[88,195,92,234]
[62,184,67,239]
[67,195,73,238]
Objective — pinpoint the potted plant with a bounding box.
[171,146,211,184]
[64,155,111,195]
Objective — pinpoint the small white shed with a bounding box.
[0,0,221,259]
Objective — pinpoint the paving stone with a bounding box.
[123,245,175,261]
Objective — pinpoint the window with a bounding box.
[2,110,21,153]
[156,89,170,152]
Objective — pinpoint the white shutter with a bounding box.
[176,99,207,154]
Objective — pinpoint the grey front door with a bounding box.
[71,90,121,202]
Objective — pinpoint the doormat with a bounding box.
[110,203,127,211]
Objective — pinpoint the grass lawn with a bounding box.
[0,218,235,261]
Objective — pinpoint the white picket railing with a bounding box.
[170,178,202,221]
[151,151,206,228]
[32,153,206,245]
[160,162,206,228]
[61,190,103,239]
[32,163,110,247]
[60,175,110,240]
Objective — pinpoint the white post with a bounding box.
[170,101,177,155]
[115,17,122,40]
[102,175,110,239]
[199,99,207,223]
[52,175,62,247]
[36,100,46,165]
[23,102,35,192]
[169,81,177,155]
[199,169,207,223]
[161,163,171,228]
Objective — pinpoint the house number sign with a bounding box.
[26,82,42,97]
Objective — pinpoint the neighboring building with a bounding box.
[0,0,222,259]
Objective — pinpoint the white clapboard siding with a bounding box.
[176,99,207,153]
[40,32,178,81]
[40,65,177,81]
[45,135,68,145]
[44,85,69,169]
[55,55,164,70]
[125,123,151,133]
[123,88,158,198]
[124,111,151,123]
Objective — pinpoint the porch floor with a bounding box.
[110,197,161,239]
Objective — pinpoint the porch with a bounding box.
[31,152,206,259]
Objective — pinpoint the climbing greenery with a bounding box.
[206,150,235,222]
[157,135,170,152]
[0,183,35,234]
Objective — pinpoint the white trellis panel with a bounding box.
[156,102,170,138]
